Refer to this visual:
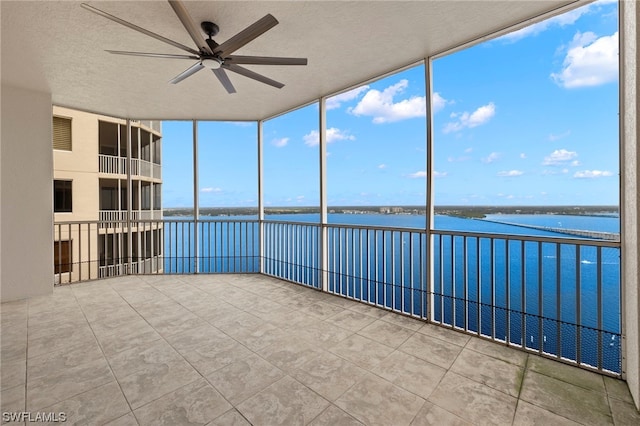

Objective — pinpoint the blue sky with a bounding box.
[162,0,619,208]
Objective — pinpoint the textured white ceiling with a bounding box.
[1,1,586,121]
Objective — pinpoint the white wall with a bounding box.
[621,0,639,411]
[1,85,53,301]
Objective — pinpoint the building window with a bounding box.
[54,180,72,212]
[54,240,72,274]
[53,116,72,151]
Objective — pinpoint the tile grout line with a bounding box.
[115,276,258,423]
[69,281,139,423]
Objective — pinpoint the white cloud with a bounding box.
[573,170,613,178]
[464,147,473,153]
[570,160,581,167]
[542,149,578,165]
[497,170,524,177]
[350,79,428,123]
[272,137,289,148]
[498,1,615,43]
[551,31,618,88]
[201,187,222,193]
[432,92,448,113]
[481,152,501,164]
[326,86,369,110]
[548,130,571,141]
[378,164,387,169]
[408,170,447,178]
[443,102,496,133]
[303,127,355,146]
[520,153,527,159]
[499,6,589,43]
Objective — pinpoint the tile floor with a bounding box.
[1,274,639,425]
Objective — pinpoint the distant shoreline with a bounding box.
[163,205,619,219]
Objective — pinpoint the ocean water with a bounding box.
[163,212,622,373]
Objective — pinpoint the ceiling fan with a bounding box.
[81,1,307,93]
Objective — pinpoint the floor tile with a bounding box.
[416,324,471,347]
[380,312,424,331]
[399,332,464,370]
[237,376,330,426]
[1,359,26,390]
[527,355,605,393]
[450,347,524,397]
[512,400,580,425]
[107,340,184,380]
[329,334,394,370]
[118,360,201,409]
[325,309,377,332]
[608,397,640,426]
[293,352,366,401]
[182,340,253,377]
[358,319,415,349]
[376,351,446,399]
[519,369,612,425]
[105,412,139,426]
[39,381,129,426]
[428,371,517,425]
[309,405,364,426]
[205,353,284,405]
[464,336,528,367]
[207,409,251,426]
[104,411,138,426]
[304,301,345,320]
[291,320,353,346]
[133,378,231,426]
[258,336,326,372]
[410,401,472,426]
[27,357,114,411]
[1,385,25,416]
[604,375,634,403]
[335,373,424,426]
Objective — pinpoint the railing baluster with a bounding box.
[505,239,510,343]
[556,243,562,359]
[538,241,543,354]
[597,246,603,370]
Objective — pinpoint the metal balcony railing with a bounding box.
[53,218,622,376]
[98,155,160,179]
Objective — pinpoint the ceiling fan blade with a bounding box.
[106,50,199,60]
[212,69,236,94]
[215,14,279,56]
[169,62,205,84]
[223,63,284,89]
[80,3,199,55]
[225,55,307,66]
[168,0,213,55]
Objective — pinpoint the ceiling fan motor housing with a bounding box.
[201,21,219,38]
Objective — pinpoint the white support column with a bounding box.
[258,120,265,273]
[424,58,436,322]
[319,97,328,292]
[192,120,199,273]
[620,0,639,410]
[126,120,133,274]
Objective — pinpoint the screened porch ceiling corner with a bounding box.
[1,0,585,121]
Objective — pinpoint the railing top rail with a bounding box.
[53,218,620,248]
[432,228,621,248]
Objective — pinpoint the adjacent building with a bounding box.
[52,106,163,282]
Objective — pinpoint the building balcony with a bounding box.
[98,154,161,180]
[2,272,637,424]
